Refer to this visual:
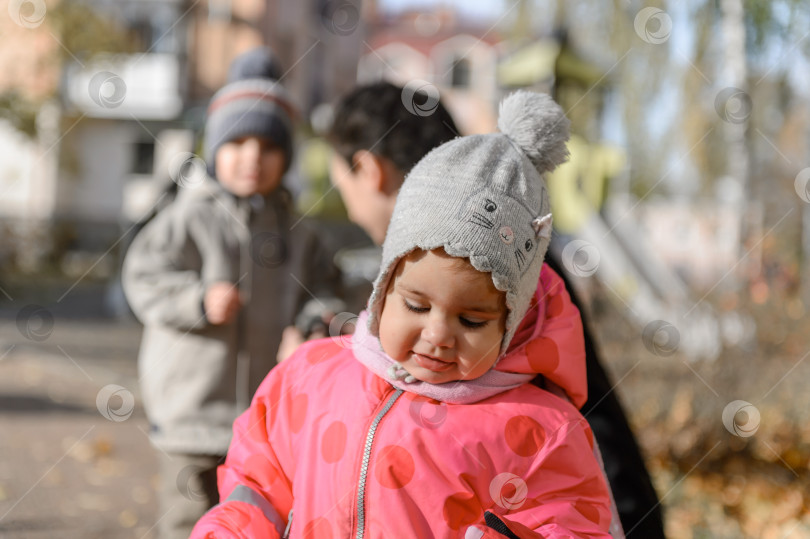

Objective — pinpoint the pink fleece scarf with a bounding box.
[352,310,534,404]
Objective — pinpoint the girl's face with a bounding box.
[378,249,507,384]
[216,136,285,197]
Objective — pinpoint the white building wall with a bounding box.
[58,120,134,223]
[0,111,59,221]
[0,121,38,218]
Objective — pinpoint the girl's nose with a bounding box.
[422,314,454,348]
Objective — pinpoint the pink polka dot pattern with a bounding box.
[306,343,335,364]
[546,293,564,319]
[264,383,283,425]
[244,454,281,488]
[574,500,602,524]
[526,337,560,373]
[302,517,333,538]
[504,415,546,457]
[584,425,595,450]
[374,445,414,489]
[321,421,347,463]
[442,490,482,530]
[289,393,308,433]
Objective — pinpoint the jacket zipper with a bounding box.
[355,387,403,539]
[235,198,253,411]
[282,508,293,538]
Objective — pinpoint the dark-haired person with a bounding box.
[283,81,664,537]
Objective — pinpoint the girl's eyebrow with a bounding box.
[463,304,503,315]
[396,283,426,297]
[397,283,502,314]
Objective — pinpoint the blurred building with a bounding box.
[0,0,364,279]
[0,0,763,344]
[359,8,500,135]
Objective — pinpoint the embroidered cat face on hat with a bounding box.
[456,187,553,277]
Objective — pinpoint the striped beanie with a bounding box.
[204,47,297,177]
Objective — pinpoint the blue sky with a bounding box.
[379,0,507,21]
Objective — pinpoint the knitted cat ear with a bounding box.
[532,214,553,240]
[497,91,570,175]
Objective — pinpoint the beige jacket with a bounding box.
[123,177,339,454]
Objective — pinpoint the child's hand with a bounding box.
[204,282,242,325]
[277,326,306,363]
[277,324,328,363]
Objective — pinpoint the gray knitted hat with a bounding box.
[366,91,570,353]
[204,47,296,177]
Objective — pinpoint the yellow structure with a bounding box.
[546,134,625,234]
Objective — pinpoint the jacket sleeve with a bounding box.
[190,366,294,538]
[310,233,343,301]
[122,203,212,331]
[474,415,614,538]
[298,217,345,303]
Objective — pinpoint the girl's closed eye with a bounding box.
[404,298,490,329]
[459,317,488,329]
[403,298,429,313]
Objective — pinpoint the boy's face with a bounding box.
[329,153,368,228]
[215,136,285,197]
[378,249,506,384]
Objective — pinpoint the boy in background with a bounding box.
[123,48,339,538]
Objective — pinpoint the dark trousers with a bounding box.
[545,254,666,538]
[157,452,223,539]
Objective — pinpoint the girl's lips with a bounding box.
[413,353,454,372]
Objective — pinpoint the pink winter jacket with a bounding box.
[191,265,613,538]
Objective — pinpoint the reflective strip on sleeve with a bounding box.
[226,484,287,536]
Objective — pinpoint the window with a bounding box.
[132,141,155,175]
[450,57,470,88]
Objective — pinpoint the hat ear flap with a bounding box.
[532,214,552,240]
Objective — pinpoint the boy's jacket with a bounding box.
[123,176,338,454]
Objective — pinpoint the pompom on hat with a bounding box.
[204,47,297,177]
[366,91,570,354]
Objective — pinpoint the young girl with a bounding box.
[191,92,615,538]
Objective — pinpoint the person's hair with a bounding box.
[327,81,459,174]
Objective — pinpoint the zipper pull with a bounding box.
[282,508,293,538]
